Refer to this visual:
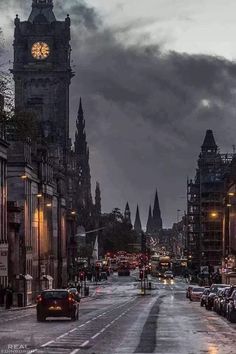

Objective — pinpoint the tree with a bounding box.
[99,209,139,254]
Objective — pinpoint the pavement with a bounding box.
[0,282,101,313]
[0,273,235,354]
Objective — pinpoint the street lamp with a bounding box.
[210,211,218,219]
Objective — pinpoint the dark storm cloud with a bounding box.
[2,0,236,226]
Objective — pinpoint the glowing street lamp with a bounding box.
[46,203,52,207]
[210,212,218,219]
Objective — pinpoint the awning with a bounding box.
[41,275,54,281]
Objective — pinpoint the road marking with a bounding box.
[85,320,91,324]
[69,328,77,333]
[58,332,69,339]
[81,340,89,347]
[70,349,80,354]
[91,332,100,339]
[79,323,86,327]
[41,340,55,347]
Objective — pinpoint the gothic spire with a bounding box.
[95,182,101,216]
[146,205,153,234]
[75,98,86,154]
[152,190,162,232]
[29,0,56,23]
[201,129,217,153]
[134,205,142,233]
[124,202,131,225]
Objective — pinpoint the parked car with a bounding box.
[186,286,193,299]
[164,271,174,279]
[200,287,210,307]
[36,289,80,322]
[215,287,230,316]
[190,287,204,301]
[221,285,236,317]
[226,290,236,323]
[205,284,228,310]
[213,289,225,313]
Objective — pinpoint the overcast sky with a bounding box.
[1,0,236,228]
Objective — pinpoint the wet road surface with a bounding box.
[0,273,235,354]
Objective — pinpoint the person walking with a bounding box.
[5,285,13,310]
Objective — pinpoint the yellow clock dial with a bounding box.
[31,42,50,60]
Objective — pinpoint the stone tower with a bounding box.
[146,205,153,234]
[12,0,73,151]
[95,182,101,217]
[134,205,142,234]
[152,190,162,233]
[74,98,93,227]
[124,202,132,225]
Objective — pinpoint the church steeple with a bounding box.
[152,190,162,233]
[29,0,56,23]
[201,129,217,154]
[95,182,101,216]
[124,202,131,225]
[73,98,93,226]
[146,205,153,234]
[134,205,142,233]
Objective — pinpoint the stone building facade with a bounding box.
[0,95,8,287]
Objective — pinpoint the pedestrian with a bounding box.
[0,284,5,307]
[5,285,13,310]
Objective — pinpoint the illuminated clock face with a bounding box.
[31,42,50,60]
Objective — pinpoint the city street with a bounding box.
[0,272,235,354]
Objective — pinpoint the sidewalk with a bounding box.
[0,285,100,313]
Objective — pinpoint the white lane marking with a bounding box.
[85,320,91,324]
[70,349,80,354]
[81,340,89,347]
[91,332,100,339]
[69,328,77,333]
[58,332,69,339]
[79,323,85,328]
[41,340,55,347]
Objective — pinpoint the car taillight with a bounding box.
[68,296,74,302]
[36,295,42,303]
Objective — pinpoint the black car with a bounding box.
[221,285,236,316]
[217,287,230,316]
[205,284,228,310]
[200,288,210,307]
[226,290,236,323]
[36,289,80,322]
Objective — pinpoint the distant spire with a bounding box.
[134,205,142,233]
[95,182,101,216]
[152,190,162,233]
[79,97,83,116]
[201,130,217,153]
[146,205,153,234]
[124,202,131,225]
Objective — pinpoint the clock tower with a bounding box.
[12,0,73,149]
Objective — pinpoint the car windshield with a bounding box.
[192,288,203,292]
[210,285,227,293]
[42,291,68,299]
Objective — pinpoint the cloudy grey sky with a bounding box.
[1,0,236,228]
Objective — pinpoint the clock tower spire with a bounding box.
[13,1,72,149]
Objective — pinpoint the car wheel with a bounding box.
[71,312,77,321]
